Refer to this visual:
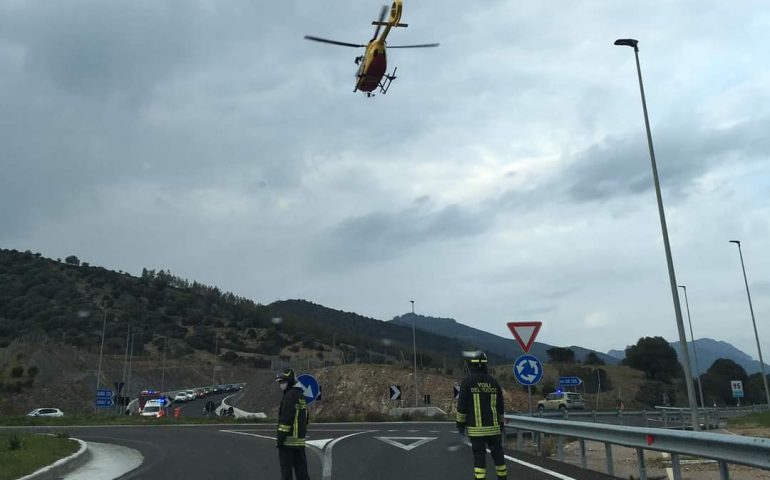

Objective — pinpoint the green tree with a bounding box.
[623,336,682,382]
[584,352,605,365]
[546,347,575,363]
[700,358,748,406]
[64,256,80,266]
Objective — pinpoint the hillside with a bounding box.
[390,314,617,364]
[609,338,770,376]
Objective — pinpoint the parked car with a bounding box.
[184,390,196,401]
[27,408,64,417]
[537,392,585,412]
[173,392,189,403]
[195,389,206,399]
[140,405,163,417]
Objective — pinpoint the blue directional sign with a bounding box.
[296,374,321,405]
[558,376,583,387]
[513,354,543,386]
[95,389,114,407]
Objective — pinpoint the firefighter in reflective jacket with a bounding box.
[275,369,310,480]
[456,351,508,479]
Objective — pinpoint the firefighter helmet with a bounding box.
[275,368,296,385]
[464,350,488,370]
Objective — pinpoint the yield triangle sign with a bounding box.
[507,322,542,353]
[374,437,436,451]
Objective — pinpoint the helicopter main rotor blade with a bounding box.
[371,5,388,41]
[304,35,366,48]
[387,43,440,48]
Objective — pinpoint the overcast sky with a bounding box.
[2,0,769,358]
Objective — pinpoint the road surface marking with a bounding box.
[374,437,437,451]
[503,454,578,480]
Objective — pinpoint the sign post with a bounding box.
[296,374,321,405]
[95,389,114,408]
[390,385,402,401]
[513,354,543,416]
[731,380,744,407]
[508,321,543,415]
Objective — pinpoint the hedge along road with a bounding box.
[4,422,619,479]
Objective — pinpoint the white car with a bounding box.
[184,390,196,401]
[140,405,163,417]
[27,408,64,417]
[174,392,189,403]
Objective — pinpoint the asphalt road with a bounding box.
[167,392,230,418]
[16,422,618,479]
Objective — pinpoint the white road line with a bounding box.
[321,430,376,480]
[503,454,578,480]
[219,429,276,441]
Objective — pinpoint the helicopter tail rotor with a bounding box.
[370,5,388,41]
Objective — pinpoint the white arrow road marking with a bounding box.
[305,438,335,449]
[374,437,437,451]
[220,429,375,480]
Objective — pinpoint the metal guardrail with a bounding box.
[504,414,770,480]
[523,405,767,430]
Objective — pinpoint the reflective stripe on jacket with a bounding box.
[277,386,308,447]
[456,371,504,437]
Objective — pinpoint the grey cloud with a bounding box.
[561,117,770,203]
[313,198,492,268]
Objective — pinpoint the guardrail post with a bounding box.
[619,410,624,426]
[604,442,614,476]
[557,435,564,461]
[718,460,730,479]
[579,439,587,469]
[636,448,647,480]
[643,409,649,427]
[664,411,669,428]
[670,453,681,480]
[535,432,541,456]
[681,410,686,430]
[592,410,597,423]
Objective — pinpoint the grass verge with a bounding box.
[0,432,79,480]
[727,412,770,428]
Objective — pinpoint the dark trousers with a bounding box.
[470,435,507,479]
[278,446,310,480]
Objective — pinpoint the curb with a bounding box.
[219,394,268,419]
[18,436,91,480]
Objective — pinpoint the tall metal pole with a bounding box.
[678,285,705,407]
[212,336,217,386]
[730,240,770,409]
[411,300,418,407]
[614,39,699,430]
[125,330,136,414]
[94,307,108,413]
[160,336,167,393]
[119,325,130,414]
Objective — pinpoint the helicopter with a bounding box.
[304,0,438,97]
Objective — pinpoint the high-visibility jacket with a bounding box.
[456,371,504,437]
[277,386,308,448]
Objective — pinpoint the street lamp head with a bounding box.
[614,38,639,51]
[729,240,741,245]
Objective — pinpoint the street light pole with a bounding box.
[94,306,108,413]
[614,38,699,430]
[411,300,418,407]
[678,285,705,407]
[730,240,770,409]
[160,336,167,393]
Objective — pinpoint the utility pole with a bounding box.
[119,325,130,414]
[212,336,218,386]
[160,336,167,393]
[411,300,418,407]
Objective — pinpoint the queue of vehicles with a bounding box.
[136,384,243,417]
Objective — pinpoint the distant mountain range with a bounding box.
[608,338,770,376]
[390,313,618,365]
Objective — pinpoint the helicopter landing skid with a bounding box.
[378,67,398,95]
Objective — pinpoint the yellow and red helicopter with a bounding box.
[304,0,438,97]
